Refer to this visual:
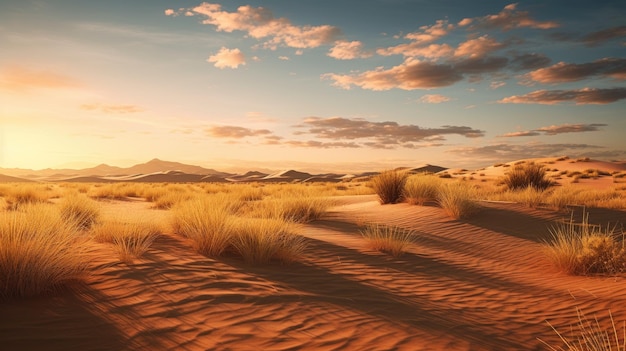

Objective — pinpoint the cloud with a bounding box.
[510,52,551,70]
[206,125,272,138]
[454,35,504,58]
[418,94,451,104]
[526,58,626,83]
[490,81,506,89]
[284,140,360,148]
[581,25,626,46]
[498,87,626,105]
[405,20,454,45]
[377,43,454,59]
[447,142,603,161]
[80,103,143,114]
[535,123,607,135]
[164,9,175,16]
[190,3,341,50]
[0,66,82,92]
[499,123,607,137]
[462,3,559,31]
[294,116,484,149]
[207,47,246,69]
[327,40,373,60]
[323,59,463,90]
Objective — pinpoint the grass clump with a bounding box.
[247,196,332,223]
[91,220,161,263]
[437,182,480,219]
[170,196,239,257]
[372,170,409,204]
[4,184,50,210]
[404,174,442,206]
[502,162,553,191]
[58,193,100,229]
[231,218,305,264]
[540,308,626,351]
[0,204,89,299]
[360,223,414,257]
[543,211,626,275]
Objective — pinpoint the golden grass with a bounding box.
[501,162,554,191]
[230,217,305,264]
[170,195,240,257]
[371,170,409,204]
[3,184,51,210]
[89,182,145,200]
[540,308,626,351]
[360,223,414,257]
[543,211,626,275]
[58,193,100,229]
[244,195,333,223]
[437,182,481,219]
[0,204,89,299]
[403,173,442,205]
[91,220,161,263]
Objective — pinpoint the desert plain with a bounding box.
[1,156,626,351]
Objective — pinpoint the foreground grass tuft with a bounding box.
[543,211,626,275]
[231,217,305,264]
[403,174,442,206]
[361,223,414,257]
[502,162,553,191]
[59,193,101,229]
[437,182,481,219]
[0,204,89,299]
[91,220,161,263]
[372,170,409,204]
[540,308,626,351]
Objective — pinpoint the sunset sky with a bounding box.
[1,0,625,172]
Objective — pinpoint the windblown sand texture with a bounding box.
[2,156,626,350]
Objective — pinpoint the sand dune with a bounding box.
[2,195,626,350]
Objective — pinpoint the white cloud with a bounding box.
[207,47,246,69]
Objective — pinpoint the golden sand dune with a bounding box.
[2,195,626,351]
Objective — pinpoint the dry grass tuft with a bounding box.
[4,184,50,210]
[437,182,481,219]
[372,170,409,204]
[540,308,626,351]
[360,223,414,257]
[502,162,553,191]
[230,217,305,264]
[58,193,100,229]
[0,204,89,299]
[404,174,442,206]
[91,220,161,263]
[543,211,626,275]
[170,195,240,257]
[246,196,333,223]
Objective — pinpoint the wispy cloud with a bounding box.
[418,94,451,103]
[208,47,246,69]
[499,123,607,137]
[581,26,626,46]
[0,66,82,92]
[447,142,603,161]
[459,3,559,31]
[510,52,551,71]
[526,58,626,83]
[178,3,341,50]
[80,103,143,114]
[327,40,372,60]
[499,87,626,105]
[206,125,272,138]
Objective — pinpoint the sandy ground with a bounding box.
[2,192,626,351]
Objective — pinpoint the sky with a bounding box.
[1,0,625,172]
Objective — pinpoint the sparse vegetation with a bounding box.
[58,193,100,229]
[540,308,626,351]
[91,220,161,263]
[502,162,553,191]
[543,211,626,275]
[230,217,305,264]
[360,223,414,256]
[437,182,480,219]
[372,170,409,204]
[403,174,442,206]
[0,204,89,299]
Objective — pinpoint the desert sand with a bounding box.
[1,156,626,350]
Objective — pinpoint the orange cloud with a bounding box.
[454,35,504,58]
[463,3,559,31]
[0,66,82,92]
[447,142,603,161]
[526,58,626,83]
[327,41,372,60]
[208,47,246,69]
[499,87,626,105]
[418,94,451,104]
[206,125,272,138]
[189,3,341,50]
[80,103,143,114]
[582,25,626,47]
[499,123,607,137]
